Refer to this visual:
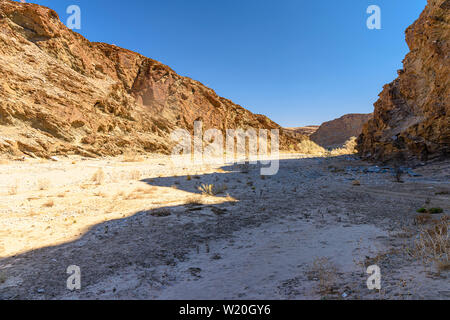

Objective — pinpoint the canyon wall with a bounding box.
[0,0,302,158]
[357,0,449,163]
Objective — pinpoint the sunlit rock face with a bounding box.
[0,0,303,158]
[357,0,450,163]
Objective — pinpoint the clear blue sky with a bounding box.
[23,0,426,126]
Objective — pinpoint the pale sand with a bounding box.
[0,154,448,299]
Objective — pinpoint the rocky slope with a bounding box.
[0,0,303,158]
[357,0,449,163]
[310,114,373,148]
[285,126,319,137]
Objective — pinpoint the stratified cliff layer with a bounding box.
[357,0,449,163]
[310,114,372,148]
[0,0,302,158]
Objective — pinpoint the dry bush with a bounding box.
[94,191,107,198]
[309,257,338,294]
[410,216,449,272]
[185,196,203,206]
[198,183,227,196]
[150,209,171,217]
[91,168,105,185]
[296,139,326,155]
[37,178,51,190]
[130,170,141,180]
[0,271,6,284]
[42,200,54,208]
[8,183,18,195]
[125,187,155,200]
[415,214,433,225]
[330,137,358,156]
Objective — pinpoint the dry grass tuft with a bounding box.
[198,183,227,196]
[130,170,141,180]
[8,183,18,195]
[185,196,203,206]
[0,271,7,284]
[42,200,54,208]
[410,216,449,272]
[37,178,51,190]
[91,168,105,185]
[150,209,171,217]
[308,257,339,295]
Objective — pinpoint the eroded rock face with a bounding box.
[357,0,449,163]
[284,126,319,137]
[0,0,302,158]
[310,114,373,149]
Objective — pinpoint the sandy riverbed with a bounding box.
[0,154,449,299]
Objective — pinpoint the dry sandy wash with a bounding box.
[0,154,449,300]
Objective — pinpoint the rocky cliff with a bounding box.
[357,0,449,163]
[0,0,302,158]
[310,114,373,148]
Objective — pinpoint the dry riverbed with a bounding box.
[0,154,449,299]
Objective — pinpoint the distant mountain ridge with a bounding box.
[309,114,373,148]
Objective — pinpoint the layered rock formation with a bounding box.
[310,114,373,148]
[357,0,449,163]
[0,0,303,158]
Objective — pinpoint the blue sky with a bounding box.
[22,0,426,126]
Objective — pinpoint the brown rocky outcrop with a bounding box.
[0,0,303,158]
[285,126,319,137]
[357,0,449,163]
[310,114,373,148]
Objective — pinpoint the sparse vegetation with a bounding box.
[0,271,6,284]
[8,183,18,195]
[416,207,444,214]
[130,170,141,180]
[150,209,171,217]
[410,216,449,272]
[429,208,444,214]
[91,168,105,185]
[42,200,54,208]
[309,257,338,295]
[37,178,51,190]
[185,196,203,206]
[198,183,227,196]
